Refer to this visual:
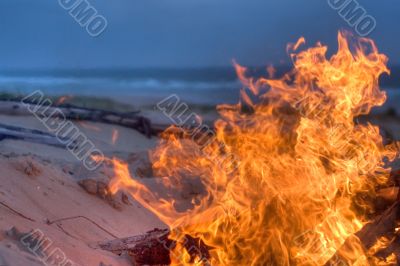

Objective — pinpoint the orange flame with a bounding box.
[108,32,398,265]
[111,129,119,145]
[56,95,72,105]
[78,121,101,132]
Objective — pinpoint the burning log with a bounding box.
[377,187,399,204]
[324,202,400,265]
[97,229,212,265]
[324,173,400,265]
[0,100,163,137]
[376,187,400,213]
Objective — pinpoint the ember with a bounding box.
[108,32,399,265]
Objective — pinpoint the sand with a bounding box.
[0,114,166,266]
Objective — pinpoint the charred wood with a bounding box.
[97,229,212,265]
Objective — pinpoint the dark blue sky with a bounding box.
[0,0,399,68]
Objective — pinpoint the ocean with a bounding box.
[0,68,241,107]
[0,68,398,113]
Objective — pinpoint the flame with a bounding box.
[267,65,276,78]
[78,121,101,132]
[108,32,398,265]
[111,129,119,145]
[367,236,397,265]
[56,95,72,105]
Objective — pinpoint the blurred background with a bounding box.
[0,0,399,110]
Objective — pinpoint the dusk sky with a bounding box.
[0,0,398,69]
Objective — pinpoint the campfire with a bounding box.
[101,32,400,265]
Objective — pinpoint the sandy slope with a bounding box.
[0,114,166,266]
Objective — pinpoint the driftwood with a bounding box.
[0,122,75,148]
[0,100,165,137]
[97,228,211,265]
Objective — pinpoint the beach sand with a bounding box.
[0,112,169,265]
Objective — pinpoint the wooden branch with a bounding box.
[0,100,164,137]
[0,123,75,148]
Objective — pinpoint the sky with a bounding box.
[0,0,399,69]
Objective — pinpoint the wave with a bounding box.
[0,74,397,110]
[0,75,241,94]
